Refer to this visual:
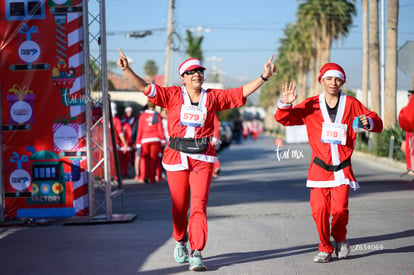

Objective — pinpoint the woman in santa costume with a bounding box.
[117,48,275,271]
[275,63,383,263]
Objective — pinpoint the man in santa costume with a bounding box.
[117,48,275,271]
[275,63,383,263]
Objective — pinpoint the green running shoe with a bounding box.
[174,240,188,263]
[189,250,207,271]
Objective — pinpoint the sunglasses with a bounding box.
[183,69,204,75]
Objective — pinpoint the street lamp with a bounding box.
[206,56,222,83]
[187,26,211,37]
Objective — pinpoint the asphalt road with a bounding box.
[0,135,413,275]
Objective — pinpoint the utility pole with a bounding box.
[164,0,174,86]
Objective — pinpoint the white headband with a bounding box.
[179,59,204,75]
[321,70,345,81]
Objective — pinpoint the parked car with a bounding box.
[220,121,233,148]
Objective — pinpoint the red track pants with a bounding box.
[310,184,350,253]
[166,158,214,251]
[118,150,131,178]
[140,142,161,183]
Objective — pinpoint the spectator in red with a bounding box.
[136,101,166,183]
[111,103,128,178]
[119,121,133,178]
[250,118,259,140]
[398,90,414,175]
[122,106,140,164]
[242,121,249,139]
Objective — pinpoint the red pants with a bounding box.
[139,142,161,183]
[166,158,214,251]
[252,131,258,140]
[310,184,350,253]
[118,150,131,178]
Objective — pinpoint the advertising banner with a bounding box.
[1,0,89,218]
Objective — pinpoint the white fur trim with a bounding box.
[321,70,345,81]
[179,59,203,75]
[277,99,293,109]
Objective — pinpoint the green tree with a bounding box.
[185,29,203,61]
[144,60,158,81]
[297,0,356,94]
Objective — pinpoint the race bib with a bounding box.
[321,122,347,145]
[180,105,207,127]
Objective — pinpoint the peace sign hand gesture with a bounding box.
[281,82,297,105]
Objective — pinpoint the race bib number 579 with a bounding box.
[180,105,206,127]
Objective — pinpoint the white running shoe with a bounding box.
[336,240,350,259]
[313,251,332,263]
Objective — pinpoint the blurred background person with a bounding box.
[111,102,128,180]
[119,119,133,178]
[135,101,166,183]
[399,90,414,176]
[212,113,221,178]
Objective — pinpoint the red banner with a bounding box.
[1,0,88,218]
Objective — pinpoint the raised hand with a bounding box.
[117,48,129,71]
[281,81,297,104]
[263,55,276,78]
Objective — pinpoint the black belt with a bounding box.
[169,137,210,154]
[313,156,351,172]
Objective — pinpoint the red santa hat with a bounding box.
[318,63,346,83]
[178,58,206,76]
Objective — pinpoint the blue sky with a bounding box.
[102,0,414,91]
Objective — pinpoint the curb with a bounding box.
[352,150,406,172]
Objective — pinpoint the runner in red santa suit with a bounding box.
[275,63,383,263]
[117,48,275,271]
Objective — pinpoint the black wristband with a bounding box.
[260,74,268,81]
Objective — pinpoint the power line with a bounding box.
[101,46,364,54]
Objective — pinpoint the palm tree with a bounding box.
[369,0,381,151]
[362,0,369,106]
[280,23,313,102]
[369,0,381,115]
[297,0,356,95]
[384,0,399,129]
[185,29,203,61]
